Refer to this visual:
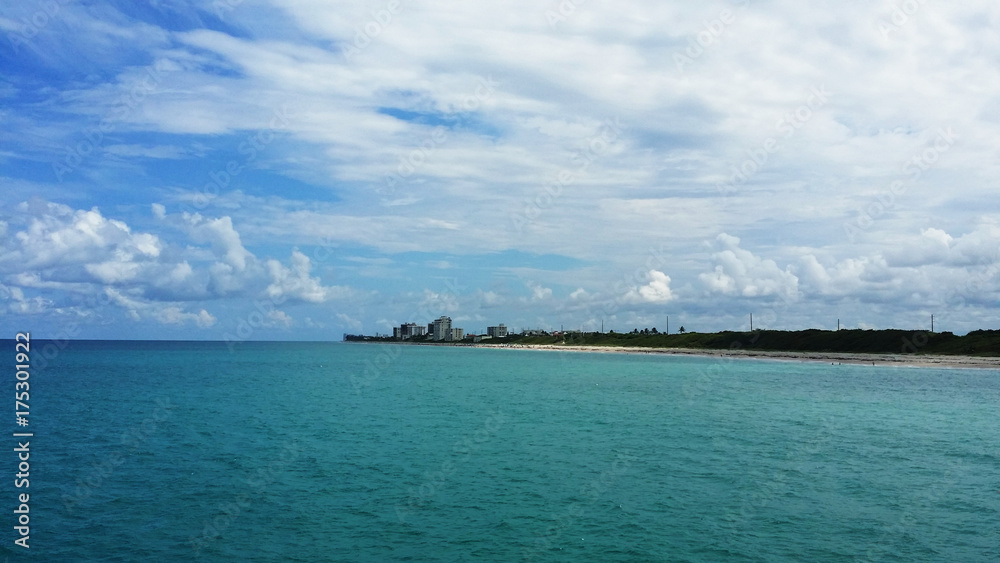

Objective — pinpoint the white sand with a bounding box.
[473,343,1000,370]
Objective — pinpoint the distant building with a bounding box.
[473,334,492,343]
[446,327,464,341]
[432,316,452,341]
[487,324,508,338]
[394,322,426,340]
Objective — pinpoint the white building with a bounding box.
[447,327,464,341]
[432,316,452,341]
[487,324,508,338]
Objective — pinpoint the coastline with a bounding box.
[470,343,1000,370]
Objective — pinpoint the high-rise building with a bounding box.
[395,322,426,340]
[432,316,452,341]
[487,324,508,338]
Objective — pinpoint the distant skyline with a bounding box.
[2,0,999,340]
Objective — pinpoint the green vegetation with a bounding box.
[345,328,1000,357]
[502,329,1000,357]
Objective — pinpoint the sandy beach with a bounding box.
[472,343,1000,370]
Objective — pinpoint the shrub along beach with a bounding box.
[347,328,1000,369]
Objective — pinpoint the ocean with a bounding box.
[6,340,998,561]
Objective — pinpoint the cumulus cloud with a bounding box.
[336,312,363,332]
[264,250,349,303]
[527,281,553,301]
[798,254,893,298]
[105,288,216,328]
[420,288,460,313]
[479,290,503,306]
[798,224,1000,308]
[179,213,252,272]
[0,200,353,328]
[623,270,676,304]
[2,201,161,272]
[268,309,294,327]
[699,234,799,300]
[0,283,52,315]
[884,225,1000,267]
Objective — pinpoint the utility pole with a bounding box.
[931,314,934,333]
[666,316,669,335]
[837,318,840,331]
[750,313,753,331]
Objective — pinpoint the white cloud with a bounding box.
[179,213,252,271]
[420,288,460,313]
[104,288,215,328]
[699,234,799,300]
[0,200,354,329]
[4,2,1000,336]
[268,309,293,327]
[337,312,363,331]
[265,250,349,303]
[3,201,161,271]
[480,290,503,306]
[623,270,676,304]
[797,225,1000,308]
[0,283,51,315]
[883,224,1000,268]
[155,306,217,328]
[527,281,553,301]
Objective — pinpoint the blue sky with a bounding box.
[2,0,999,340]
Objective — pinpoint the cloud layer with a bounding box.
[1,0,998,337]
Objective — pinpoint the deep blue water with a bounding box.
[4,340,999,561]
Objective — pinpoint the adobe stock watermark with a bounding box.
[568,242,672,334]
[544,0,590,28]
[223,274,304,353]
[582,243,671,323]
[951,247,1000,306]
[674,0,751,74]
[52,59,175,181]
[181,104,294,215]
[61,397,175,514]
[378,75,498,203]
[394,408,506,524]
[876,0,934,41]
[26,323,81,375]
[341,0,403,60]
[843,127,956,242]
[718,413,839,557]
[5,0,70,54]
[856,458,967,562]
[211,0,245,20]
[511,118,624,234]
[347,277,466,395]
[716,85,831,201]
[521,451,637,561]
[189,440,301,556]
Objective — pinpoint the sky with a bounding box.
[1,0,999,341]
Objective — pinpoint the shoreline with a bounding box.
[469,343,1000,370]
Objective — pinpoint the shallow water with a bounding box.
[13,341,999,561]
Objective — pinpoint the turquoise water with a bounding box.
[7,341,999,561]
